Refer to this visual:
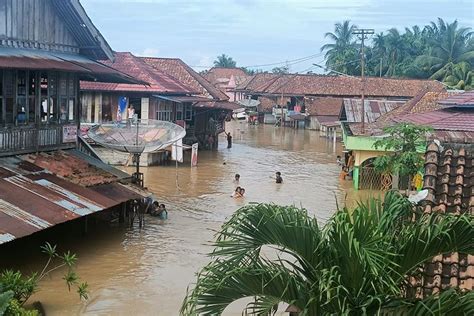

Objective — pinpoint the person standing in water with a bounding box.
[225,132,232,148]
[234,174,240,183]
[275,172,283,183]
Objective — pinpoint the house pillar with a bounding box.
[141,97,149,119]
[353,166,360,190]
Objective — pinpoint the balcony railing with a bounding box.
[0,125,76,157]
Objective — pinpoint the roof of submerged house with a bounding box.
[419,142,474,294]
[240,73,445,98]
[0,150,141,245]
[80,52,197,94]
[345,91,474,142]
[142,57,229,100]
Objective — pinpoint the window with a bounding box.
[0,70,3,125]
[185,104,193,121]
[17,71,27,125]
[156,101,172,121]
[5,71,15,124]
[176,103,183,121]
[40,73,48,123]
[28,72,37,123]
[48,73,58,123]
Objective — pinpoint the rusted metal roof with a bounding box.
[341,99,405,123]
[438,90,474,107]
[0,48,141,84]
[0,151,141,245]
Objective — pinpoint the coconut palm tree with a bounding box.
[321,20,359,75]
[213,54,237,68]
[181,192,474,315]
[416,19,474,84]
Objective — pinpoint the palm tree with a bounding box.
[182,192,474,315]
[443,61,474,89]
[383,28,408,76]
[417,19,474,84]
[321,20,359,75]
[213,54,237,68]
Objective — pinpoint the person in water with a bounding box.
[157,204,168,220]
[240,188,245,197]
[225,131,232,148]
[232,186,242,198]
[234,173,240,183]
[336,155,343,166]
[275,171,283,183]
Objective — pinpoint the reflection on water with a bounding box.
[1,122,366,315]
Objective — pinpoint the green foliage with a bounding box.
[0,242,88,315]
[181,191,474,315]
[4,299,39,316]
[321,18,474,90]
[373,123,431,179]
[271,66,290,74]
[213,54,237,68]
[0,291,14,315]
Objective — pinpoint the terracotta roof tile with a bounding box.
[304,97,343,116]
[419,142,474,294]
[80,52,196,94]
[245,73,445,98]
[203,67,247,86]
[141,57,229,100]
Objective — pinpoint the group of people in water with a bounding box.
[144,198,168,220]
[231,171,283,199]
[338,151,355,180]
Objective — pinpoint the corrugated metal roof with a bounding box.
[0,48,141,84]
[438,90,474,107]
[153,95,214,103]
[342,99,405,123]
[0,151,142,245]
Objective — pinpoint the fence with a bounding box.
[0,126,73,156]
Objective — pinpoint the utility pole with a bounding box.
[353,28,374,133]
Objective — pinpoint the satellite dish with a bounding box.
[88,119,186,153]
[88,119,186,186]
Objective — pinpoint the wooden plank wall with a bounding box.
[0,0,78,52]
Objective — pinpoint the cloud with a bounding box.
[134,48,160,57]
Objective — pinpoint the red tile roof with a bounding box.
[242,73,445,98]
[419,142,474,294]
[304,97,344,116]
[236,73,280,91]
[141,57,229,100]
[203,67,248,86]
[80,52,196,94]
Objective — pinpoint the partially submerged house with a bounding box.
[0,0,143,244]
[305,97,343,136]
[342,90,474,190]
[203,67,249,102]
[80,54,239,162]
[235,73,444,128]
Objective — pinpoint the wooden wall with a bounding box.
[0,0,79,53]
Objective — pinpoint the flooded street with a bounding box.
[2,121,361,315]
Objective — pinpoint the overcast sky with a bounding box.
[82,0,473,72]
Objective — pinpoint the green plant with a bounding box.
[0,242,88,316]
[181,192,474,315]
[373,123,431,187]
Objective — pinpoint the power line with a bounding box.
[190,52,325,69]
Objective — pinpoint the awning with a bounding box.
[0,47,143,84]
[194,101,242,111]
[0,151,144,245]
[153,95,214,103]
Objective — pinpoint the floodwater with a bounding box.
[1,121,364,315]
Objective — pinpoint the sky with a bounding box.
[81,0,474,73]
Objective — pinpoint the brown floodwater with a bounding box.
[1,121,366,315]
